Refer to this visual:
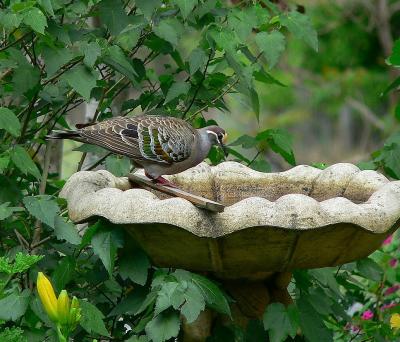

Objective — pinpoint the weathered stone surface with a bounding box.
[60,162,400,278]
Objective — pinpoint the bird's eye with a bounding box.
[217,133,223,140]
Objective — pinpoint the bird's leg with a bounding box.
[145,172,177,188]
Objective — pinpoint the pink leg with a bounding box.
[145,172,177,188]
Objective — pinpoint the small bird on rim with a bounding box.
[47,115,228,187]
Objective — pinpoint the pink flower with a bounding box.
[389,258,398,268]
[383,235,393,245]
[385,285,400,296]
[361,310,374,320]
[381,303,397,310]
[345,323,361,333]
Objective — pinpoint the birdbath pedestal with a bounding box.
[60,162,400,340]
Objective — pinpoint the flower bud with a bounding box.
[69,297,81,326]
[57,290,71,325]
[37,272,58,322]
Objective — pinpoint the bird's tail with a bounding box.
[45,130,80,140]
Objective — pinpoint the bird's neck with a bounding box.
[195,129,213,163]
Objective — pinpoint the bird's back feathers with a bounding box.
[47,116,196,165]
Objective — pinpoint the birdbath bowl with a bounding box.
[60,162,400,327]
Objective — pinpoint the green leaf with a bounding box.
[0,107,21,137]
[227,9,255,42]
[105,155,131,177]
[174,0,198,19]
[145,311,180,342]
[54,215,81,245]
[374,142,400,179]
[23,195,60,228]
[0,290,30,321]
[395,104,400,122]
[297,296,332,342]
[191,274,231,316]
[307,288,333,315]
[22,7,47,34]
[73,143,108,155]
[0,253,43,274]
[13,253,43,273]
[189,48,207,75]
[257,129,296,166]
[81,41,102,68]
[91,226,124,276]
[250,159,271,173]
[0,154,10,173]
[0,175,22,205]
[80,221,101,248]
[102,45,138,83]
[38,0,55,17]
[229,135,258,149]
[117,25,141,51]
[0,327,26,342]
[153,19,182,47]
[0,202,19,220]
[280,11,318,51]
[109,287,148,316]
[249,88,260,121]
[0,12,22,30]
[356,258,384,282]
[154,282,180,316]
[10,146,41,179]
[42,46,74,77]
[119,248,150,286]
[136,0,161,19]
[165,81,190,104]
[263,303,298,342]
[255,31,285,69]
[52,256,76,293]
[12,65,40,96]
[62,65,98,101]
[254,69,286,87]
[80,300,110,337]
[179,282,206,323]
[388,39,400,66]
[99,0,130,35]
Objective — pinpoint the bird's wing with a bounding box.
[78,116,195,164]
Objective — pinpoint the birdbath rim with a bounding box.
[60,161,400,238]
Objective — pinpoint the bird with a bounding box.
[47,115,228,187]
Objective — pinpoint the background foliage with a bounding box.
[0,0,400,341]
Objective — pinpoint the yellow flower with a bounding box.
[37,272,58,322]
[390,313,400,329]
[68,296,81,326]
[57,290,71,325]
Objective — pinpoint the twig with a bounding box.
[346,97,385,131]
[14,229,29,250]
[0,31,32,52]
[83,152,112,171]
[31,141,54,254]
[185,77,239,122]
[247,150,261,167]
[30,236,52,249]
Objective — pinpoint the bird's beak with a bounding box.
[222,133,228,145]
[220,133,228,157]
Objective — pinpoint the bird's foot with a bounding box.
[146,174,177,188]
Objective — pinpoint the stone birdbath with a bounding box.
[60,162,400,338]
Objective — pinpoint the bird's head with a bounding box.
[204,126,228,156]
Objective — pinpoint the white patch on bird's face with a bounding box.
[206,130,219,144]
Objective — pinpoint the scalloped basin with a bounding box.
[60,162,400,279]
